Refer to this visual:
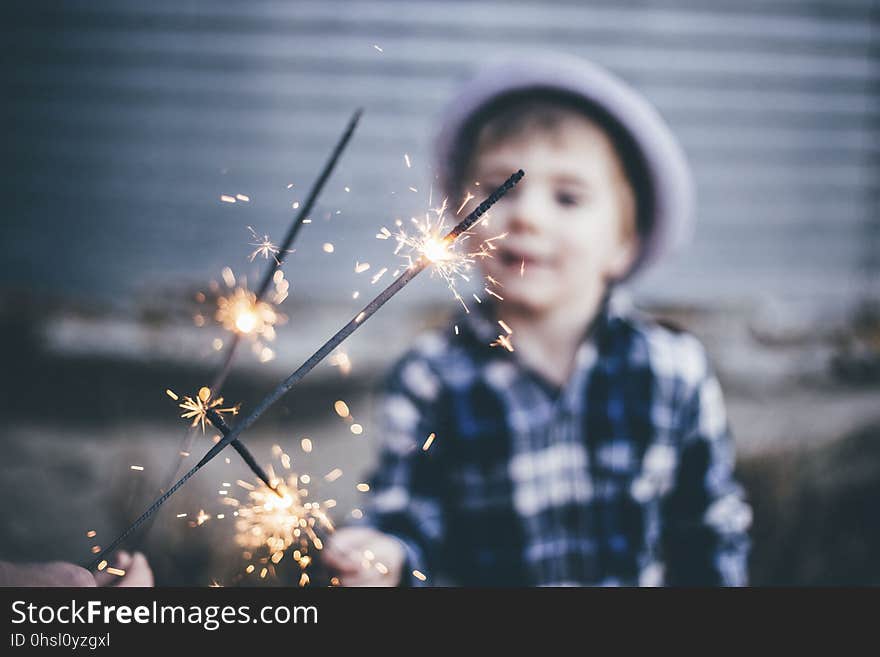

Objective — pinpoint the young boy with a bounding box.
[324,55,751,586]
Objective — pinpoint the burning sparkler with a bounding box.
[165,388,239,435]
[226,454,334,585]
[247,226,291,263]
[164,388,276,493]
[380,197,508,312]
[154,109,363,506]
[213,270,286,351]
[88,170,523,571]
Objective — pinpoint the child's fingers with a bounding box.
[321,544,363,574]
[95,551,153,587]
[114,552,154,587]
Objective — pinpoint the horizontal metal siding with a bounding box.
[1,0,877,308]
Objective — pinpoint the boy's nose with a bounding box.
[505,187,545,235]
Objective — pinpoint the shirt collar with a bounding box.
[459,286,635,355]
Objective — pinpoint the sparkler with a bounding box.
[382,197,508,312]
[87,169,523,571]
[156,108,363,496]
[226,454,334,584]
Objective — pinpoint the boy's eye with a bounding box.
[555,190,582,207]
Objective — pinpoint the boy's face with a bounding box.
[469,115,638,316]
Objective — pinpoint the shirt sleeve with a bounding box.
[661,355,752,586]
[360,349,449,587]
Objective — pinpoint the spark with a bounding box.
[370,267,388,284]
[97,560,107,571]
[413,570,427,581]
[247,226,289,263]
[323,243,335,253]
[380,197,508,312]
[170,386,240,433]
[404,153,411,168]
[498,320,513,335]
[350,423,363,435]
[130,465,144,471]
[521,259,525,277]
[457,192,474,215]
[227,463,334,584]
[354,261,370,273]
[351,509,363,519]
[210,271,286,356]
[236,194,250,202]
[324,468,343,482]
[408,186,418,193]
[373,44,383,52]
[301,438,313,453]
[328,350,352,375]
[106,567,126,577]
[491,333,515,352]
[86,530,97,538]
[220,195,236,203]
[422,432,435,451]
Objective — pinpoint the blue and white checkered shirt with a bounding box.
[362,293,751,586]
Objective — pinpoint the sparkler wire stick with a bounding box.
[159,109,364,493]
[87,169,524,570]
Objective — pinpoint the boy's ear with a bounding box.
[605,234,639,282]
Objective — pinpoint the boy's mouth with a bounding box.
[498,248,550,269]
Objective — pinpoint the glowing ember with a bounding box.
[168,386,240,433]
[491,333,515,352]
[328,350,352,376]
[247,225,288,263]
[207,268,287,361]
[334,400,350,417]
[422,432,436,451]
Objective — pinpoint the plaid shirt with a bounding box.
[362,293,751,586]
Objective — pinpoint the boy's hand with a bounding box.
[94,551,154,587]
[0,560,97,587]
[323,527,406,587]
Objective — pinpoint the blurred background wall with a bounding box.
[1,0,878,585]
